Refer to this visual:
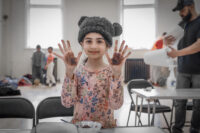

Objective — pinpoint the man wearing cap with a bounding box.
[165,0,200,133]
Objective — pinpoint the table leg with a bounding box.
[147,99,150,126]
[135,95,138,126]
[151,99,156,126]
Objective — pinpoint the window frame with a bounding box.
[122,0,157,50]
[26,0,63,49]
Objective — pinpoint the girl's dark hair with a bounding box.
[83,57,88,65]
[162,32,167,36]
[48,47,53,51]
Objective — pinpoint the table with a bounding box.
[34,122,77,133]
[34,122,166,133]
[132,88,200,126]
[0,129,32,133]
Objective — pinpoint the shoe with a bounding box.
[52,83,56,87]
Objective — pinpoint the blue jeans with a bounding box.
[172,73,200,133]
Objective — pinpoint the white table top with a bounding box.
[0,129,32,133]
[131,88,200,99]
[34,122,165,133]
[101,126,165,133]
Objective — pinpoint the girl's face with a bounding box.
[48,48,52,53]
[81,33,109,60]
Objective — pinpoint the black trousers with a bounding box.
[32,66,44,84]
[172,73,200,133]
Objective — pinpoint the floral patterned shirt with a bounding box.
[61,64,123,128]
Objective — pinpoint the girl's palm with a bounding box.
[106,40,131,76]
[53,40,82,72]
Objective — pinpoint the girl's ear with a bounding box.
[80,42,83,46]
[106,47,109,52]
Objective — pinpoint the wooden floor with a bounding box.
[0,83,192,133]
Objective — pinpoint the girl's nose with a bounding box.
[90,42,98,48]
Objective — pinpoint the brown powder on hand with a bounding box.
[65,52,77,65]
[70,58,76,65]
[111,53,123,65]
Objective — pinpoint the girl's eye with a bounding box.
[97,40,103,44]
[86,40,92,44]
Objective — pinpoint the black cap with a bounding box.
[172,0,194,12]
[36,45,41,49]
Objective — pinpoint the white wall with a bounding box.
[2,0,121,81]
[1,0,27,77]
[195,0,200,13]
[155,0,180,36]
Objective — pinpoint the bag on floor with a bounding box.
[0,83,21,96]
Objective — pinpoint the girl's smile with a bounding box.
[88,50,100,54]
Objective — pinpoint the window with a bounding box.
[122,0,156,49]
[27,0,62,48]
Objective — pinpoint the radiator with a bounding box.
[124,58,150,83]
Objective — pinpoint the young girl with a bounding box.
[45,47,56,86]
[54,16,131,128]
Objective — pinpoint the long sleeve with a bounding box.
[61,75,78,108]
[61,65,124,128]
[108,76,124,110]
[32,53,35,66]
[41,52,46,69]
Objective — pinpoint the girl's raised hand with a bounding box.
[53,40,82,78]
[105,40,131,79]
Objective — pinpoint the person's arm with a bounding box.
[108,74,124,110]
[54,40,82,108]
[105,40,131,110]
[163,35,176,46]
[167,39,200,58]
[61,74,78,108]
[41,53,46,69]
[32,53,35,65]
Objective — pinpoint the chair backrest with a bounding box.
[127,79,154,104]
[0,97,35,127]
[127,79,153,92]
[36,96,73,124]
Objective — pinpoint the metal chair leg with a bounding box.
[138,97,144,126]
[162,112,171,133]
[170,100,175,131]
[126,108,143,126]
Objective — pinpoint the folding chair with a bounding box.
[126,79,171,131]
[0,97,35,128]
[36,96,73,124]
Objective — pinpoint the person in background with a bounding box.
[54,16,131,128]
[150,32,169,86]
[32,44,45,84]
[45,47,56,87]
[165,0,200,132]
